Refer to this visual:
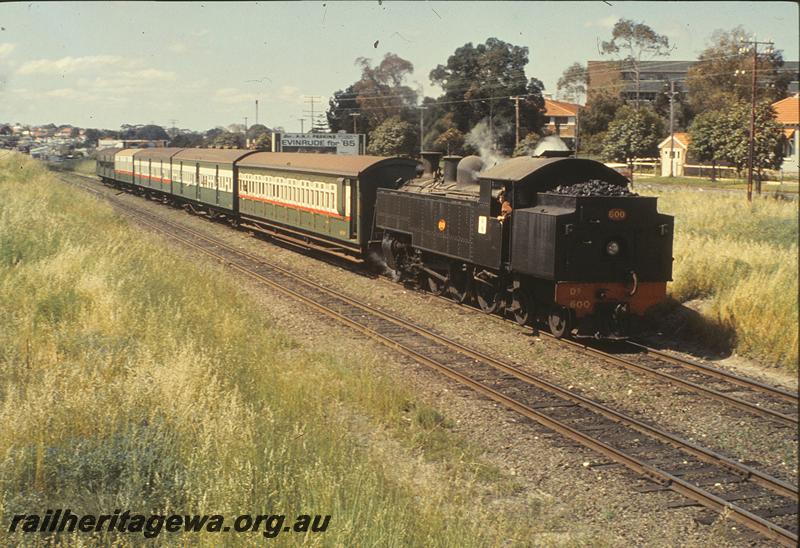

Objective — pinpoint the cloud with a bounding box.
[0,43,15,59]
[168,42,188,53]
[74,69,176,94]
[44,88,84,98]
[17,55,123,75]
[40,87,102,103]
[119,68,176,81]
[214,87,257,104]
[583,15,619,29]
[275,85,304,105]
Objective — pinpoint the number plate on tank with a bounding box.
[608,208,627,221]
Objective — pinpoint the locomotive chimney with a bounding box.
[442,156,462,184]
[420,151,442,177]
[456,155,484,187]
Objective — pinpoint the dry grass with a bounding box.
[0,153,592,546]
[649,186,798,370]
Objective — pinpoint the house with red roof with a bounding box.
[772,94,799,174]
[544,99,580,146]
[657,132,691,176]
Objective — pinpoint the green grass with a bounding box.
[651,187,798,369]
[638,175,799,193]
[0,152,594,546]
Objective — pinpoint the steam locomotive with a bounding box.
[375,152,674,338]
[96,146,673,338]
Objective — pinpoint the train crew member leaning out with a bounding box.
[497,188,513,223]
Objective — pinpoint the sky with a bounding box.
[0,1,797,132]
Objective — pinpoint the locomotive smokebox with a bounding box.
[456,155,483,187]
[420,151,442,177]
[442,155,463,183]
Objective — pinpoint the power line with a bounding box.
[303,96,323,133]
[739,39,775,201]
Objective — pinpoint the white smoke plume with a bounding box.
[465,119,507,169]
[531,134,570,157]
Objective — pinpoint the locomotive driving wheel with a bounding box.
[475,280,501,314]
[509,287,533,326]
[425,272,447,296]
[448,263,471,304]
[548,306,573,338]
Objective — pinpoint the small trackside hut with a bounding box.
[235,153,418,257]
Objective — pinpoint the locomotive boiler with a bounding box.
[374,152,674,338]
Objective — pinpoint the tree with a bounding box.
[170,132,204,148]
[246,124,270,140]
[432,127,466,155]
[687,110,726,180]
[579,91,624,136]
[252,133,272,151]
[326,53,418,137]
[601,105,664,172]
[686,27,792,113]
[366,116,416,157]
[203,127,225,142]
[600,18,673,107]
[208,131,244,148]
[121,124,169,141]
[652,81,691,131]
[327,84,360,133]
[578,91,624,154]
[557,62,588,104]
[719,102,783,176]
[429,38,545,154]
[512,132,542,157]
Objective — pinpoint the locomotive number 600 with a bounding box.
[608,208,627,221]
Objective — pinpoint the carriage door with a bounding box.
[215,165,219,204]
[195,163,200,200]
[345,178,358,239]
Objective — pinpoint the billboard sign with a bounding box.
[272,132,364,155]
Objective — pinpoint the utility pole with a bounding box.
[416,106,427,154]
[739,38,774,201]
[350,112,361,134]
[304,96,322,134]
[243,117,248,132]
[169,119,178,138]
[255,100,259,126]
[666,80,679,178]
[297,118,305,133]
[510,96,522,146]
[488,100,494,150]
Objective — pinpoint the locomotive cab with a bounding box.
[479,156,674,338]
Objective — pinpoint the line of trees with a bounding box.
[555,22,791,172]
[326,38,547,157]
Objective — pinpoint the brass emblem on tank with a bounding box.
[437,218,447,232]
[608,208,627,221]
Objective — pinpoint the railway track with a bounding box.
[549,336,798,428]
[61,173,798,546]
